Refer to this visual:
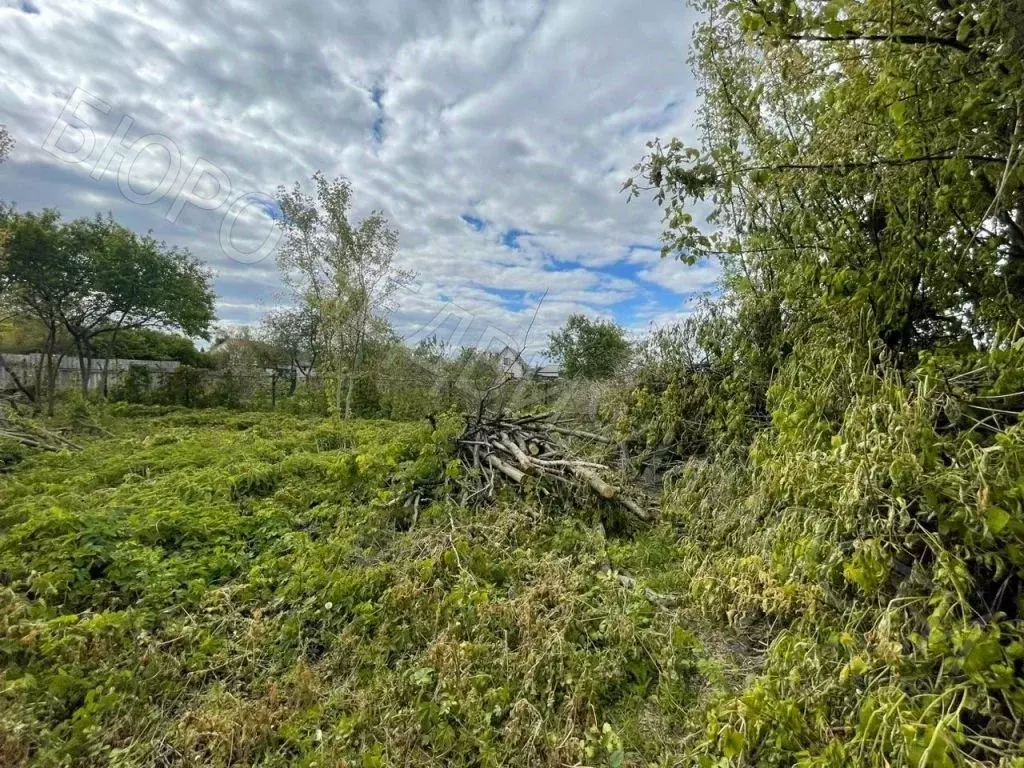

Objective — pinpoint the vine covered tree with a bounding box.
[615,0,1024,764]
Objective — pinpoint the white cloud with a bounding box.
[0,0,713,352]
[634,255,722,295]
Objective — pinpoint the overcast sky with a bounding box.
[0,0,716,359]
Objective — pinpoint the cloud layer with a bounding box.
[0,0,717,359]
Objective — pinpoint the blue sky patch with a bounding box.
[247,195,284,222]
[499,228,532,249]
[369,84,385,142]
[461,214,485,231]
[480,285,530,311]
[370,85,385,109]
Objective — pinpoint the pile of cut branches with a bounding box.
[408,412,653,523]
[0,405,81,453]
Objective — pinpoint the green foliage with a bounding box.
[609,309,763,462]
[373,338,508,420]
[154,365,206,408]
[0,210,215,342]
[0,410,705,766]
[547,314,632,380]
[99,328,214,367]
[0,317,212,367]
[611,0,1024,764]
[0,207,215,411]
[0,435,27,470]
[656,344,1024,766]
[116,365,151,404]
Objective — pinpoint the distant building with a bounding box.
[533,364,561,380]
[496,345,529,378]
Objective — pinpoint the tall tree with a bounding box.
[546,313,632,380]
[627,0,1024,369]
[275,172,412,419]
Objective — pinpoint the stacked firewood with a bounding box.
[426,412,652,521]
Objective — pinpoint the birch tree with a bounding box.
[275,172,412,419]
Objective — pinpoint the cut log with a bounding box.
[486,453,525,483]
[573,467,617,499]
[499,432,535,473]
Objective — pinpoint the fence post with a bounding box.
[271,371,277,410]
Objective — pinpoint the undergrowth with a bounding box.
[4,370,1023,767]
[645,351,1024,767]
[0,408,708,767]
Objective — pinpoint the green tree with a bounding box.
[259,303,322,395]
[275,172,413,419]
[546,314,631,380]
[0,209,215,410]
[627,0,1024,370]
[57,215,215,395]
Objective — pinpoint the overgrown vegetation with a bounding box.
[0,409,706,767]
[608,0,1024,764]
[3,0,1024,765]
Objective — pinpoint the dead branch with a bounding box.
[403,412,653,523]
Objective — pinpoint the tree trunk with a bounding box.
[344,360,356,421]
[102,323,123,397]
[46,357,58,416]
[334,348,344,420]
[344,315,366,421]
[75,337,90,397]
[43,323,58,416]
[32,349,44,414]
